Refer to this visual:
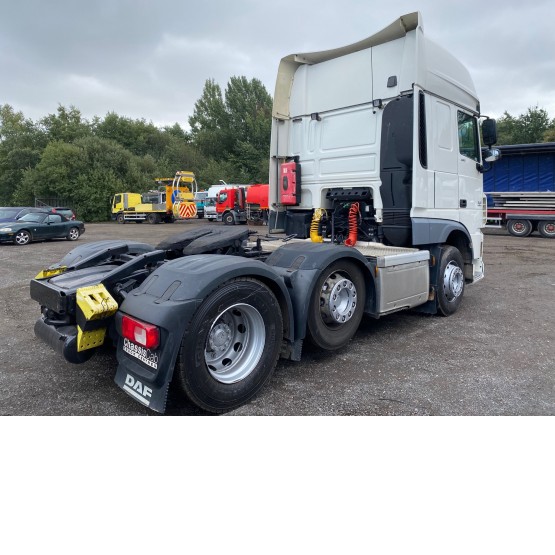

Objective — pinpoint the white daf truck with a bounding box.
[31,12,499,413]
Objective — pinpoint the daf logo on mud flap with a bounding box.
[123,374,152,406]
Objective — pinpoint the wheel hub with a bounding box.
[320,274,357,324]
[208,323,232,352]
[443,262,464,302]
[204,303,265,384]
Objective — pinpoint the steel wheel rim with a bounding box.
[443,261,464,302]
[15,231,29,245]
[205,303,265,384]
[319,271,357,327]
[543,223,555,236]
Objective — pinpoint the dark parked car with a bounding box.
[52,207,76,220]
[0,206,45,223]
[0,211,85,245]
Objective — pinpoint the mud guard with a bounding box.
[264,242,375,341]
[113,254,294,412]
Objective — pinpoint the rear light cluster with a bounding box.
[122,315,160,349]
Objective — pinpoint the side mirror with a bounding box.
[477,147,501,173]
[482,118,497,147]
[483,148,501,163]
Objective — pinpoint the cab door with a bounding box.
[43,214,66,239]
[457,111,483,233]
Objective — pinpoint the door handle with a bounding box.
[460,199,467,208]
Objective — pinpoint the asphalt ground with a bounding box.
[0,219,553,416]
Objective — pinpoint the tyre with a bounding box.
[66,227,80,241]
[175,278,283,413]
[146,213,160,225]
[437,245,465,316]
[507,219,532,237]
[223,212,235,225]
[14,230,31,246]
[307,260,366,350]
[117,213,125,224]
[538,220,555,239]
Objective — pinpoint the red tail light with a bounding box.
[122,315,160,349]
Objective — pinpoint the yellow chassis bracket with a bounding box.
[35,266,67,279]
[77,326,108,352]
[75,284,119,352]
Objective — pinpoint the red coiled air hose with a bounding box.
[344,202,359,247]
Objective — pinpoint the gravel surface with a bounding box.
[1,220,553,416]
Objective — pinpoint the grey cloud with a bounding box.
[1,0,554,126]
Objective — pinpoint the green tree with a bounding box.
[0,104,45,204]
[188,79,233,159]
[16,136,152,221]
[95,112,173,158]
[40,105,92,143]
[188,77,273,182]
[496,106,555,145]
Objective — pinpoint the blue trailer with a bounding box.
[484,143,555,237]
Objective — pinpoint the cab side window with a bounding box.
[458,111,479,161]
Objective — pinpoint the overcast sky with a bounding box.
[1,0,554,129]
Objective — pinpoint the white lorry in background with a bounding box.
[31,12,500,414]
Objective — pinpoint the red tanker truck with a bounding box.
[216,184,269,225]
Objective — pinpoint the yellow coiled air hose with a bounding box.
[310,208,325,243]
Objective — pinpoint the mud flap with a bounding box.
[114,366,170,413]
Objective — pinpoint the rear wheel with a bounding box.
[14,230,31,246]
[307,260,366,350]
[507,219,532,237]
[66,227,80,241]
[437,245,465,316]
[175,278,282,413]
[147,213,160,224]
[538,220,555,238]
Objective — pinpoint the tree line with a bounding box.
[1,79,554,221]
[0,76,272,221]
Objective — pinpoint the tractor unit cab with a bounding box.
[269,11,499,283]
[217,187,245,211]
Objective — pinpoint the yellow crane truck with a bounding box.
[111,171,198,224]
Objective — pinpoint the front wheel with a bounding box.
[66,227,80,241]
[175,278,283,413]
[538,220,555,239]
[14,230,31,245]
[437,245,465,316]
[307,260,366,350]
[223,212,235,225]
[116,213,125,224]
[507,219,532,237]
